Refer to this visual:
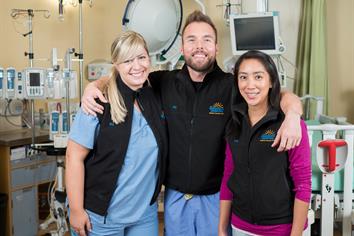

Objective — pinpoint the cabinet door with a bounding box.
[12,187,38,236]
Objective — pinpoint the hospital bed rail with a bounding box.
[306,121,354,235]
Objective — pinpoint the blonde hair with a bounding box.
[105,31,149,124]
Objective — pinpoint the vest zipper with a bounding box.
[247,132,256,224]
[247,117,274,224]
[187,94,199,191]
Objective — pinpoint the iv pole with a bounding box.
[27,10,36,146]
[39,2,90,234]
[10,9,50,146]
[78,0,84,101]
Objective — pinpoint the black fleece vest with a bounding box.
[83,76,167,216]
[149,63,233,194]
[227,105,294,225]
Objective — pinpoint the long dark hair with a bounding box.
[233,50,281,110]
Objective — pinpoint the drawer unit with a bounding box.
[11,165,37,189]
[37,161,56,184]
[10,154,57,189]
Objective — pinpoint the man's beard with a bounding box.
[185,56,215,73]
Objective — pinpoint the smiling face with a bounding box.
[181,22,218,73]
[114,46,150,91]
[237,59,272,111]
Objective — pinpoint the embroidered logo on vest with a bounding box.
[209,102,224,115]
[260,129,276,142]
[160,111,166,120]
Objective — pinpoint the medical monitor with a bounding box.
[229,12,284,55]
[23,68,45,98]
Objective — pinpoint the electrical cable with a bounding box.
[29,145,53,152]
[3,99,22,127]
[11,18,29,36]
[47,177,55,213]
[19,100,30,128]
[280,55,297,69]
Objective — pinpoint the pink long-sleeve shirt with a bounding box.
[220,120,312,235]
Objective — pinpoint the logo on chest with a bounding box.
[209,102,224,115]
[259,129,276,142]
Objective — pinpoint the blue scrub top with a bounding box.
[69,107,158,223]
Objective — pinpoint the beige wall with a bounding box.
[0,0,125,131]
[0,0,302,130]
[327,0,354,123]
[0,0,301,86]
[0,0,124,86]
[1,0,352,130]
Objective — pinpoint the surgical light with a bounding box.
[122,0,182,65]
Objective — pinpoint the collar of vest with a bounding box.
[231,101,280,125]
[116,74,150,98]
[96,75,151,117]
[178,62,225,85]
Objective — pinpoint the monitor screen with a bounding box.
[234,16,275,50]
[230,12,284,55]
[29,72,41,86]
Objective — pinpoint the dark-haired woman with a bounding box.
[218,50,311,236]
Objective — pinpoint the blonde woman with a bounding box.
[66,31,167,236]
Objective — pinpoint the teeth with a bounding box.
[246,92,259,98]
[130,72,143,76]
[192,52,206,57]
